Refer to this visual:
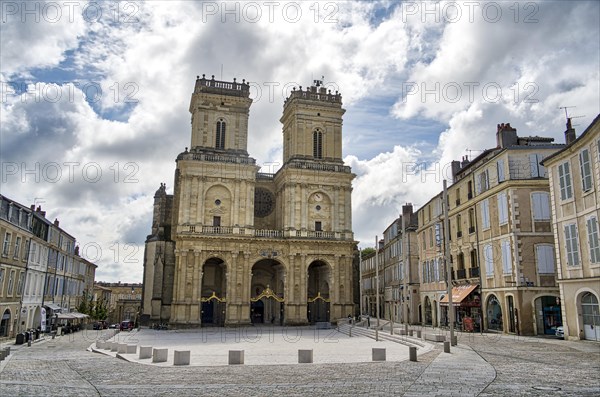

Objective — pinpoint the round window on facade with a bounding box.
[316,205,321,211]
[215,199,221,206]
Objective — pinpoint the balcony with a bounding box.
[456,268,467,279]
[178,225,353,241]
[469,267,480,278]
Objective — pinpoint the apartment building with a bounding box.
[417,123,566,335]
[543,115,600,341]
[361,204,420,324]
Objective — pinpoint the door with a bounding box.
[581,293,600,341]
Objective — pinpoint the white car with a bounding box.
[555,326,564,339]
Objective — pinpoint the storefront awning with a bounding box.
[440,285,479,306]
[44,303,62,311]
[56,313,77,320]
[70,312,89,319]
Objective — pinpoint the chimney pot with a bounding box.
[54,218,59,227]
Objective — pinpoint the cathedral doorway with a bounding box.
[307,261,331,323]
[250,259,285,324]
[200,258,226,326]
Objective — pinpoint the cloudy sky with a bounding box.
[1,1,599,282]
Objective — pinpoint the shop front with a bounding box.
[440,284,481,332]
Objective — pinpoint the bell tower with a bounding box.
[189,74,252,155]
[280,80,345,163]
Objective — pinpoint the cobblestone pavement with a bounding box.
[1,328,598,396]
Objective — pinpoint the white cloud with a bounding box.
[1,0,599,273]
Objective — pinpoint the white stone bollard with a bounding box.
[228,350,244,365]
[117,343,128,354]
[298,349,313,363]
[126,345,137,354]
[372,348,386,361]
[110,342,119,352]
[152,348,168,363]
[174,350,190,365]
[409,346,417,362]
[139,346,152,359]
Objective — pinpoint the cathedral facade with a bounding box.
[141,75,355,326]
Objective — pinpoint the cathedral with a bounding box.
[141,75,356,327]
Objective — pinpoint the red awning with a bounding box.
[440,285,478,306]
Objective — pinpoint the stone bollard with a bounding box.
[409,346,417,362]
[5,346,10,356]
[104,342,112,351]
[375,329,379,341]
[27,339,31,347]
[118,344,128,354]
[126,345,137,354]
[444,341,450,353]
[408,330,414,337]
[96,341,104,349]
[451,335,458,346]
[298,349,313,363]
[152,348,168,363]
[416,330,422,338]
[228,350,244,365]
[110,342,119,352]
[174,350,190,366]
[139,346,152,359]
[349,327,352,337]
[372,348,386,361]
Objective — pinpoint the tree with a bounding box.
[361,247,376,257]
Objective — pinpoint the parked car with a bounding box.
[555,326,564,339]
[109,323,119,329]
[120,320,134,331]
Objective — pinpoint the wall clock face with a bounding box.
[254,187,275,217]
[314,193,323,202]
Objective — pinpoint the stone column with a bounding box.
[333,186,339,231]
[300,184,307,229]
[197,176,206,224]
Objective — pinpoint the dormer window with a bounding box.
[216,119,226,149]
[313,129,323,159]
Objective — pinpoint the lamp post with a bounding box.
[359,249,363,318]
[443,180,455,347]
[375,235,380,329]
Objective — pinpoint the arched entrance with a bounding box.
[200,257,226,326]
[534,295,561,335]
[1,308,11,337]
[580,292,600,341]
[424,296,432,325]
[32,306,41,329]
[307,261,331,323]
[250,259,285,324]
[486,295,502,331]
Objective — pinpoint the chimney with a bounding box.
[496,122,518,148]
[30,204,35,211]
[54,218,59,227]
[451,160,461,181]
[74,246,79,256]
[461,155,470,168]
[565,118,576,144]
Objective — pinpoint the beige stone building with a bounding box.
[142,76,356,327]
[543,115,600,341]
[417,123,566,335]
[95,282,142,324]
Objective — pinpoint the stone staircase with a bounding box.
[336,322,426,349]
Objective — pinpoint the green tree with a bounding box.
[360,247,376,257]
[93,298,108,321]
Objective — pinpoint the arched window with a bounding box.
[313,129,323,159]
[216,119,226,149]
